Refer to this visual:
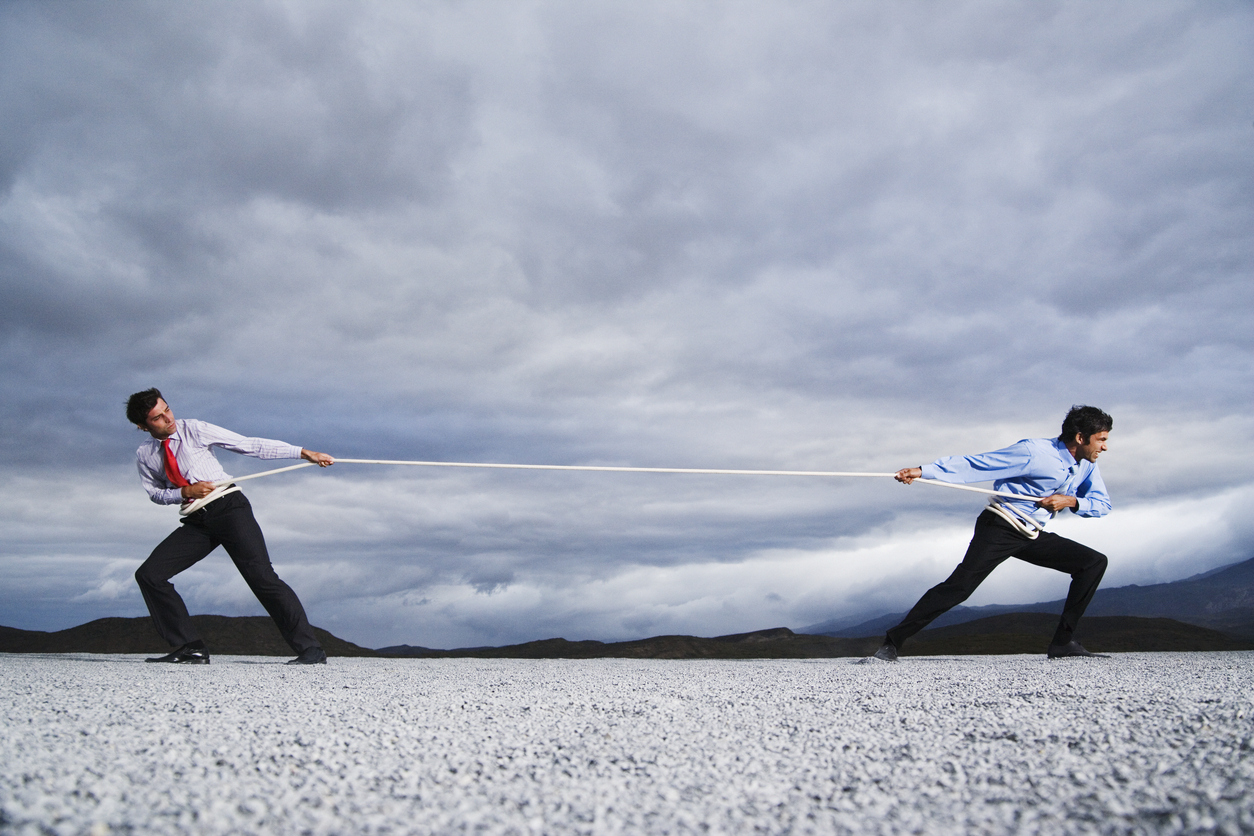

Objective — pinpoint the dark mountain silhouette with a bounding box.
[379,627,879,659]
[806,556,1254,638]
[0,616,376,657]
[4,611,1251,661]
[375,616,1252,659]
[900,613,1254,656]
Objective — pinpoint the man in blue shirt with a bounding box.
[874,405,1112,661]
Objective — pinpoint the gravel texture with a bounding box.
[2,652,1252,835]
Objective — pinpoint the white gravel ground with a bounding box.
[2,652,1252,835]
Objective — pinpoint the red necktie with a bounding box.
[162,437,191,488]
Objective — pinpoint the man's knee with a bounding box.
[135,549,181,588]
[134,563,162,589]
[233,556,283,592]
[1084,550,1108,576]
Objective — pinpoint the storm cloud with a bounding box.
[1,1,1250,648]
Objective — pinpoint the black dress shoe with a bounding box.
[146,644,211,664]
[1047,640,1110,659]
[286,646,327,665]
[871,642,898,662]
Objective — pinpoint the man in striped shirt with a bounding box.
[126,388,334,665]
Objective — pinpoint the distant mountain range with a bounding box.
[804,555,1254,639]
[0,615,377,657]
[896,613,1252,656]
[2,613,1248,659]
[377,627,876,659]
[3,558,1252,659]
[377,616,1252,658]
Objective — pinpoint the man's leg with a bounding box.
[135,523,218,647]
[885,512,1026,649]
[206,493,321,654]
[1015,533,1107,646]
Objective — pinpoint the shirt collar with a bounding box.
[1051,436,1080,469]
[151,422,182,446]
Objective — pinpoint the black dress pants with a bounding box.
[886,510,1107,649]
[135,491,320,653]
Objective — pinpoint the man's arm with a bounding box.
[1037,494,1077,512]
[192,420,335,466]
[897,445,1109,516]
[190,420,304,461]
[899,464,1074,509]
[137,457,188,506]
[1069,467,1111,518]
[176,449,332,502]
[898,440,1042,490]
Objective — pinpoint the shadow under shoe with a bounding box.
[287,646,327,665]
[1047,640,1110,659]
[146,644,210,664]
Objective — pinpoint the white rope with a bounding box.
[179,462,318,515]
[985,498,1046,539]
[180,458,1040,515]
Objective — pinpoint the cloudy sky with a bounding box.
[1,1,1250,650]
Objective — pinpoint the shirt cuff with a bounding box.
[154,487,184,505]
[1072,496,1108,517]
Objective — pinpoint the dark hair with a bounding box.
[126,388,165,427]
[1059,405,1112,442]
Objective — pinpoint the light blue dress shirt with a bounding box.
[920,437,1110,528]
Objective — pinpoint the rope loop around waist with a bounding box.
[179,483,241,516]
[984,498,1046,539]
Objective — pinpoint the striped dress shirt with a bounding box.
[136,419,302,506]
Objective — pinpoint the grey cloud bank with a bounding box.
[0,1,1251,649]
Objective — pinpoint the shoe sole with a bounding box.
[1047,652,1110,659]
[286,656,327,665]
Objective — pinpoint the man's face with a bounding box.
[1073,430,1109,463]
[142,398,177,438]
